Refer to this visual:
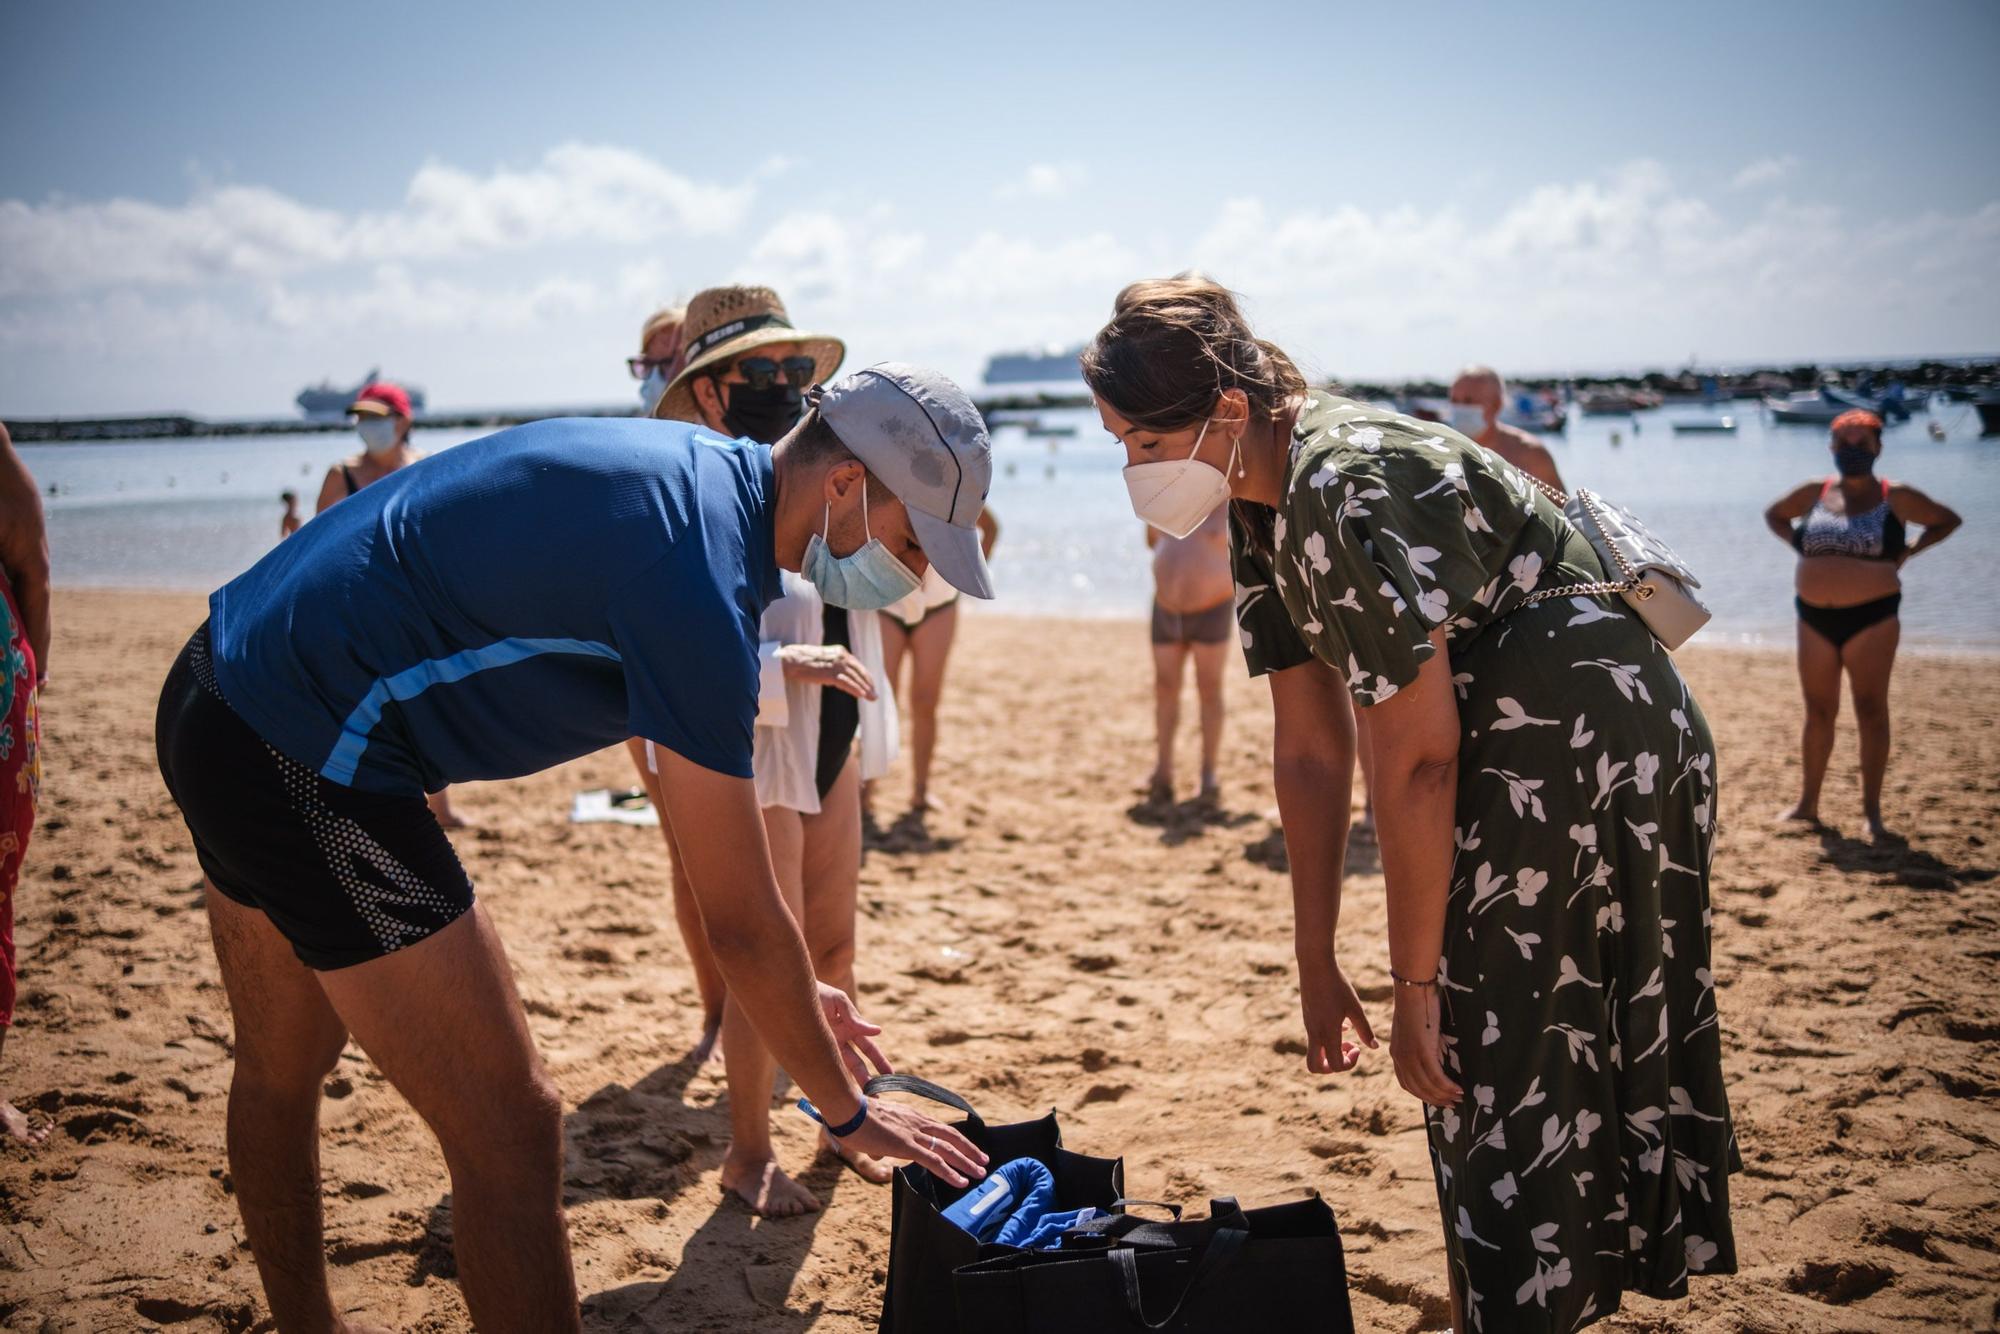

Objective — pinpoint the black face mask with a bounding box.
[723,381,804,444]
[1833,445,1876,477]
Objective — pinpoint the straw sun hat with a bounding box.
[650,285,844,422]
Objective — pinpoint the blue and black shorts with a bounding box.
[155,624,474,970]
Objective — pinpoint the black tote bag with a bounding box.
[950,1194,1355,1334]
[872,1074,1126,1334]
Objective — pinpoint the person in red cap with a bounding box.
[315,382,423,514]
[1765,408,1962,839]
[314,382,470,829]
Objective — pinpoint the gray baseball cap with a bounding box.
[809,363,995,599]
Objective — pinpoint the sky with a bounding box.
[3,0,1997,417]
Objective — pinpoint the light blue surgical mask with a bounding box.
[639,365,670,415]
[801,477,923,611]
[357,417,401,454]
[1445,402,1490,437]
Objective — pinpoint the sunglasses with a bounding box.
[733,355,818,393]
[627,355,679,380]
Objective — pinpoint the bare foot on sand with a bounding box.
[1777,803,1824,827]
[2,1099,48,1145]
[1143,773,1173,807]
[1866,814,1904,844]
[821,1130,894,1184]
[721,1151,821,1218]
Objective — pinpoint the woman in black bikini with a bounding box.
[1765,410,1962,839]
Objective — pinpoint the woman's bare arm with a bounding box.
[1889,482,1962,562]
[1764,480,1819,545]
[0,425,52,676]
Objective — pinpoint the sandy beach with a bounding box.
[3,587,1997,1332]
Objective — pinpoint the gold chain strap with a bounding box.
[1518,475,1650,608]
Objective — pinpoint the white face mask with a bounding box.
[1445,402,1490,436]
[1122,416,1239,540]
[357,417,401,454]
[638,365,671,415]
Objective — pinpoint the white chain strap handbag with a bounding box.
[1518,475,1712,650]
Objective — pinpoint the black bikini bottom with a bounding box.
[1796,593,1900,648]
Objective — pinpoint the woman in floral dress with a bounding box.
[1083,277,1737,1331]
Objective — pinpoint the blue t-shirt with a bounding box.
[209,418,781,795]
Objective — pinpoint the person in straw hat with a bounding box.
[622,287,851,1067]
[641,284,903,1215]
[154,338,996,1327]
[650,284,845,436]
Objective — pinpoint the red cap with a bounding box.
[350,382,413,419]
[1830,409,1882,437]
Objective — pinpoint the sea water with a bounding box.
[25,400,2000,652]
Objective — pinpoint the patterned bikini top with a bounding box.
[1793,477,1906,561]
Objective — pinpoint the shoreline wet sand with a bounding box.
[4,589,1996,1331]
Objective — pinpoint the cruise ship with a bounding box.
[295,368,428,419]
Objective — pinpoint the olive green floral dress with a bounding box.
[1234,395,1739,1331]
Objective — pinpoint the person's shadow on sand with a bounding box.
[405,1049,836,1328]
[580,1157,843,1330]
[1125,793,1257,847]
[1814,826,1995,892]
[1243,822,1382,876]
[864,807,961,855]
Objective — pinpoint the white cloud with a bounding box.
[0,144,750,298]
[995,162,1090,201]
[3,156,1996,414]
[1732,154,1800,189]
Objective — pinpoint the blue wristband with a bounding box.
[796,1093,869,1138]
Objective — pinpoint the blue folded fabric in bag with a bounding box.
[939,1157,1098,1250]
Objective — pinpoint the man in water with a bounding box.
[1144,502,1232,805]
[154,364,994,1333]
[1449,364,1565,490]
[278,489,301,539]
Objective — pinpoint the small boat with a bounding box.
[1764,391,1850,424]
[1670,415,1737,434]
[1502,400,1569,434]
[1978,394,2000,438]
[1825,385,1917,421]
[1023,420,1078,438]
[1580,389,1664,415]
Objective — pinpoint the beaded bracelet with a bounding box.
[1389,967,1439,989]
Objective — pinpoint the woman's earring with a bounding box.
[1237,435,1248,478]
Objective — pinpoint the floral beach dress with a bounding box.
[1234,395,1739,1331]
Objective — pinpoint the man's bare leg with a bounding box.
[205,886,383,1333]
[0,1029,48,1145]
[314,906,579,1334]
[800,759,890,1183]
[1149,641,1187,804]
[1191,638,1228,802]
[717,804,820,1217]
